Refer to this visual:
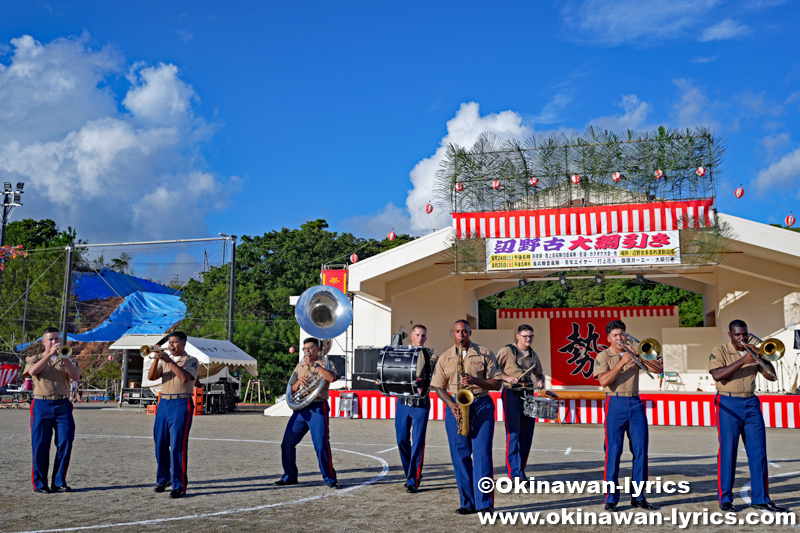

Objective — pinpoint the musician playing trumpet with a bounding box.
[275,337,339,489]
[431,320,501,515]
[594,320,662,512]
[708,319,788,513]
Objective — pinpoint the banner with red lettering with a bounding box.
[321,269,347,293]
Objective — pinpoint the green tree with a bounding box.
[180,220,413,400]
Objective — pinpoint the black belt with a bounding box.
[400,396,429,408]
[718,391,755,398]
[606,392,638,397]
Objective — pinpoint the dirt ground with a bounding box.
[1,403,799,533]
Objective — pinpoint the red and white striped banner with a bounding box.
[452,199,715,239]
[0,364,20,388]
[328,391,800,429]
[499,306,676,320]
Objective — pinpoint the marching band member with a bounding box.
[395,324,437,493]
[24,327,80,493]
[431,320,502,515]
[496,324,544,483]
[276,337,339,489]
[148,331,199,498]
[594,320,661,511]
[709,319,788,513]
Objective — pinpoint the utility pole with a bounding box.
[0,181,24,295]
[60,246,73,340]
[20,277,29,351]
[218,233,237,342]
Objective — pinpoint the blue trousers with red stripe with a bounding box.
[395,401,430,489]
[30,398,75,490]
[280,401,337,485]
[154,397,194,492]
[444,394,495,511]
[502,389,535,479]
[715,394,770,505]
[603,396,648,504]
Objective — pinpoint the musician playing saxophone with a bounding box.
[276,337,339,489]
[708,319,787,513]
[431,320,501,515]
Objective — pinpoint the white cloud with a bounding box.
[559,0,720,46]
[0,35,236,243]
[690,55,720,63]
[339,202,408,239]
[759,132,791,161]
[755,146,800,192]
[698,19,752,41]
[671,78,720,129]
[590,94,652,131]
[531,91,573,124]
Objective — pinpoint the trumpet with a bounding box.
[140,345,165,360]
[455,347,474,437]
[621,333,661,379]
[58,345,72,359]
[744,334,785,380]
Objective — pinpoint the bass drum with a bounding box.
[377,345,432,399]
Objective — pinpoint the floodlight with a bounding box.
[519,278,527,288]
[636,274,645,285]
[594,274,604,285]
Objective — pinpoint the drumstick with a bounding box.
[356,376,380,385]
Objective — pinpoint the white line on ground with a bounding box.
[739,469,800,505]
[14,435,389,533]
[377,446,398,454]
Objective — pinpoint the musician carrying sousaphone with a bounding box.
[708,319,788,513]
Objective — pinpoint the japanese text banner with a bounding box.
[550,318,608,386]
[486,230,680,271]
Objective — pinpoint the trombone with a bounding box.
[620,334,661,379]
[744,334,785,381]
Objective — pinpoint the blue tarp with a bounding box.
[72,268,181,302]
[17,291,186,349]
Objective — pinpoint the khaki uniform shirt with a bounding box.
[709,341,759,394]
[291,357,337,402]
[158,355,200,395]
[430,342,501,396]
[593,347,640,394]
[496,345,543,389]
[23,353,76,397]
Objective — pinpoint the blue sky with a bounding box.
[1,0,799,281]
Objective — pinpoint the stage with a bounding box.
[328,390,800,429]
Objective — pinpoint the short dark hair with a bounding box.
[606,320,627,335]
[454,319,471,331]
[168,331,187,342]
[42,326,60,335]
[517,324,534,334]
[411,324,427,333]
[729,319,747,331]
[303,337,321,347]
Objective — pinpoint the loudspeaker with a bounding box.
[327,355,346,380]
[353,347,381,390]
[794,330,800,350]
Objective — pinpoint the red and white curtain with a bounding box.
[0,363,20,388]
[452,199,715,239]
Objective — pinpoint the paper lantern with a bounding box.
[491,179,501,190]
[108,355,113,362]
[696,167,706,177]
[786,214,796,227]
[350,253,359,263]
[455,182,464,192]
[289,346,296,354]
[387,231,396,241]
[734,187,744,198]
[425,203,433,214]
[570,174,581,184]
[612,172,623,182]
[529,177,539,186]
[654,169,664,179]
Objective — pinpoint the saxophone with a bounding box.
[455,347,475,436]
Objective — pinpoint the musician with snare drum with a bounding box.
[594,319,661,512]
[392,324,437,493]
[496,325,545,484]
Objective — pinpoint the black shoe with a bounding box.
[406,485,418,493]
[274,479,298,486]
[327,482,340,489]
[455,507,477,515]
[33,487,51,494]
[720,502,737,512]
[478,508,494,514]
[169,489,185,499]
[154,482,170,493]
[604,503,618,512]
[53,485,72,493]
[752,502,788,512]
[631,498,656,510]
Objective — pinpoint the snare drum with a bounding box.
[377,345,432,398]
[523,396,560,420]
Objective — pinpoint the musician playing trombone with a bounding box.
[275,337,339,489]
[708,319,788,513]
[496,324,544,484]
[594,319,662,512]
